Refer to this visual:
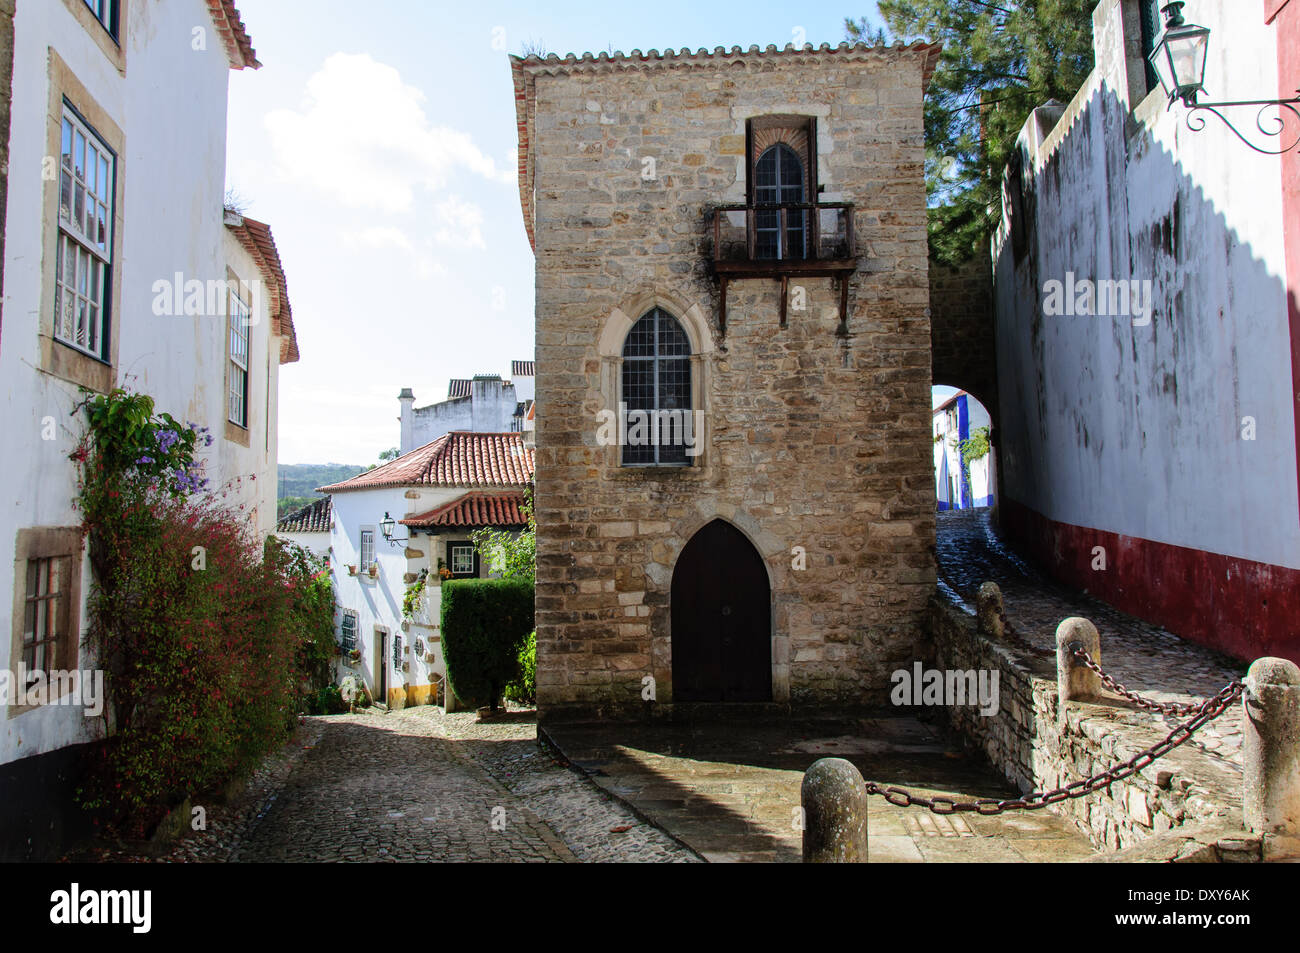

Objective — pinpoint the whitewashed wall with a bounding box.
[993,0,1299,570]
[0,1,277,766]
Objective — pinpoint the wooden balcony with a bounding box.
[709,202,857,332]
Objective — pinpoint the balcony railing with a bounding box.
[708,202,857,332]
[711,202,855,271]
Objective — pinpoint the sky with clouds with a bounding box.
[226,0,882,465]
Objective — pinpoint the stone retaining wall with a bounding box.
[927,596,1242,851]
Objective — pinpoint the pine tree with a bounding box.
[847,0,1096,265]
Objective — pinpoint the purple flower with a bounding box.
[136,455,154,465]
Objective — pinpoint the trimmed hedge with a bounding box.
[440,578,534,708]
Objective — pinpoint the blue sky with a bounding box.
[227,1,882,464]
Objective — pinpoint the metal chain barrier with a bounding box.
[864,650,1246,816]
[1069,644,1214,717]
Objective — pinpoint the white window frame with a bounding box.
[54,106,114,360]
[228,286,250,427]
[449,542,476,576]
[359,529,375,568]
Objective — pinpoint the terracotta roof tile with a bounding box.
[448,379,472,398]
[511,360,535,377]
[277,496,331,533]
[207,0,261,70]
[400,491,530,529]
[226,213,299,364]
[317,432,534,492]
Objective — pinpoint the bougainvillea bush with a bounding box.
[72,388,334,833]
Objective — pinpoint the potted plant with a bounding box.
[347,648,362,665]
[368,561,379,578]
[346,564,358,576]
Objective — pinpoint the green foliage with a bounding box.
[303,684,346,715]
[276,463,366,499]
[71,387,330,833]
[378,447,400,461]
[504,631,537,705]
[847,0,1096,265]
[276,495,318,519]
[402,570,428,620]
[440,578,535,710]
[468,488,535,583]
[958,425,991,466]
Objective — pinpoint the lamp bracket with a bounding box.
[1174,91,1300,155]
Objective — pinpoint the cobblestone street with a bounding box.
[101,707,697,863]
[936,509,1248,771]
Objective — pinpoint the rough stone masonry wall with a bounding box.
[530,51,936,720]
[929,598,1242,851]
[929,256,996,422]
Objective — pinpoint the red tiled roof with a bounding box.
[226,213,299,364]
[400,492,529,529]
[511,360,535,377]
[317,432,534,492]
[277,496,331,533]
[207,1,261,70]
[448,379,472,398]
[509,41,942,252]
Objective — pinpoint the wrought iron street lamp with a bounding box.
[1149,2,1300,154]
[380,511,408,546]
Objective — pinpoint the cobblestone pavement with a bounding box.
[935,509,1246,772]
[85,707,697,863]
[546,716,1099,863]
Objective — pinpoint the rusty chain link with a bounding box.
[1068,644,1219,717]
[865,662,1245,816]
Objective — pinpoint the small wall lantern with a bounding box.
[380,511,409,546]
[1150,2,1300,154]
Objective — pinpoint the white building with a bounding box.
[992,0,1300,662]
[0,0,298,859]
[398,361,535,454]
[933,391,994,511]
[318,432,534,710]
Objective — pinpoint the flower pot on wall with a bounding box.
[368,564,379,578]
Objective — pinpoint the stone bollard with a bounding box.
[976,582,1004,641]
[1243,657,1300,835]
[1056,617,1103,709]
[801,757,868,863]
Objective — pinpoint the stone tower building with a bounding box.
[510,41,941,720]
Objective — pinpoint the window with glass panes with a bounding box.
[621,308,692,466]
[753,143,806,260]
[340,610,358,652]
[449,542,476,577]
[82,0,119,39]
[55,108,114,359]
[228,287,250,427]
[22,557,70,684]
[360,530,375,568]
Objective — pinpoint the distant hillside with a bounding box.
[277,463,366,500]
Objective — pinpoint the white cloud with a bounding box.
[342,226,447,279]
[265,53,514,214]
[433,196,486,249]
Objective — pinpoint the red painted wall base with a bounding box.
[999,498,1300,666]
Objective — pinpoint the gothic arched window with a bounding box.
[621,308,693,466]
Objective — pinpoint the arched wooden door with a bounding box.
[671,519,772,702]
